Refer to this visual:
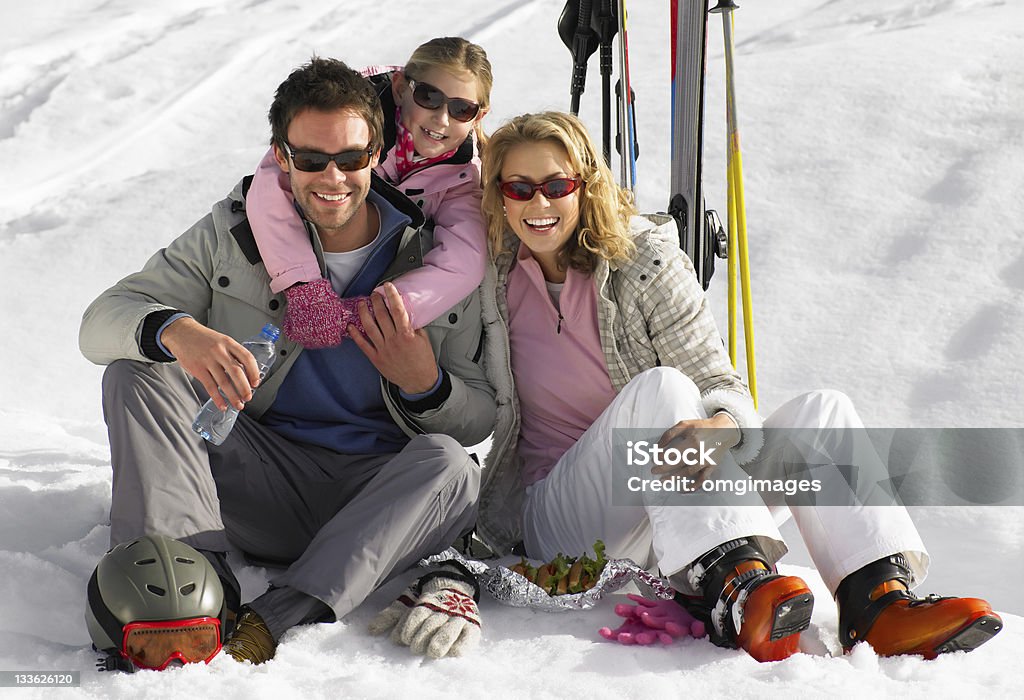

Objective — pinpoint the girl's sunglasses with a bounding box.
[499,177,583,201]
[408,79,482,123]
[284,143,375,172]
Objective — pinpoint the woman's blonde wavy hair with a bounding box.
[480,111,636,273]
[403,37,493,152]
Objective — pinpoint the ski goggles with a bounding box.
[120,617,222,671]
[408,79,481,122]
[284,143,375,173]
[499,177,583,201]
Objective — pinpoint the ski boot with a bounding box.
[836,553,1001,659]
[679,538,814,662]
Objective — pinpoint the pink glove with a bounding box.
[599,594,706,645]
[599,616,674,645]
[282,279,371,349]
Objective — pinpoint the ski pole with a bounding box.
[727,145,738,367]
[616,0,637,194]
[558,0,598,114]
[712,0,757,407]
[594,0,618,165]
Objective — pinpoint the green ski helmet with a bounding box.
[86,535,226,670]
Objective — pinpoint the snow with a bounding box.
[1,0,1022,697]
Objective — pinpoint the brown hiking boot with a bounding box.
[683,539,814,663]
[837,554,1002,659]
[224,607,277,665]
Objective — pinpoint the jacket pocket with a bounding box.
[206,261,283,337]
[614,308,659,370]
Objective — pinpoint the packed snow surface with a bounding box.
[1,1,1021,698]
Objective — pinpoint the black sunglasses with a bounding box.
[408,79,482,123]
[499,177,583,201]
[284,143,375,172]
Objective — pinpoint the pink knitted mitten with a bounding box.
[282,279,371,349]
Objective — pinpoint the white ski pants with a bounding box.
[522,367,928,595]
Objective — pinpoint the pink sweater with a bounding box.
[506,246,617,486]
[246,131,487,329]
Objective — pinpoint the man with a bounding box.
[79,58,495,664]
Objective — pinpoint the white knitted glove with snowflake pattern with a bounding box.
[389,560,481,659]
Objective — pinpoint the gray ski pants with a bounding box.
[101,360,480,623]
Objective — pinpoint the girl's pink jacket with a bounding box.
[246,134,487,330]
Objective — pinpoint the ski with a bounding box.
[669,0,718,289]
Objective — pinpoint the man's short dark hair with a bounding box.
[269,57,383,153]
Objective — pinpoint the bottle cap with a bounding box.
[261,323,281,342]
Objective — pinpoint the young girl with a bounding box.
[246,37,492,347]
[474,111,999,663]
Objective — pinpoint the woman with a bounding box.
[475,111,1000,662]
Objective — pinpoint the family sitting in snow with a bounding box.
[80,40,1001,672]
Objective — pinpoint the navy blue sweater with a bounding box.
[261,190,418,454]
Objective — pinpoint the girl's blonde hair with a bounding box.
[481,111,637,273]
[404,37,493,151]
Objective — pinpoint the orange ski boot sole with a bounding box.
[932,613,1003,657]
[736,577,815,662]
[849,598,1003,659]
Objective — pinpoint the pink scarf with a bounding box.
[393,107,457,180]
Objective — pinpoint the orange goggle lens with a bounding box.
[121,617,221,671]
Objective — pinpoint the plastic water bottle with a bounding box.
[191,323,280,445]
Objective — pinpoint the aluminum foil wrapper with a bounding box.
[419,548,675,612]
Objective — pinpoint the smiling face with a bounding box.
[500,139,582,282]
[393,66,485,159]
[273,107,380,252]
